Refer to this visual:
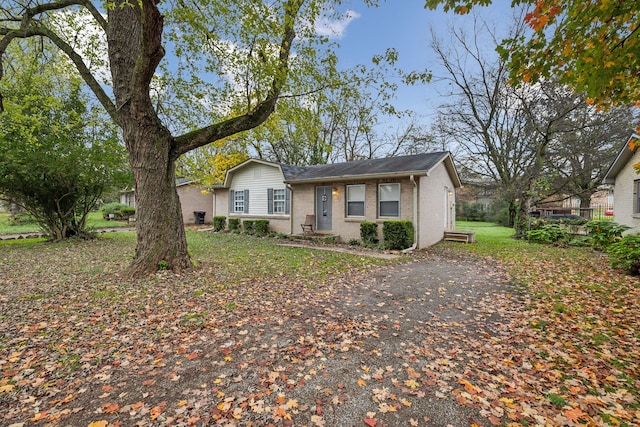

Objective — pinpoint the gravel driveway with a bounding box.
[252,249,520,427]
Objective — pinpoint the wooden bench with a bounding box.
[301,214,315,235]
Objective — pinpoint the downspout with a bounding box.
[286,183,294,235]
[212,190,216,218]
[403,175,418,253]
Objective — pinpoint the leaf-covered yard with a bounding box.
[0,228,638,426]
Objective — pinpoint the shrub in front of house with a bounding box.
[584,220,630,250]
[557,218,588,237]
[527,223,569,244]
[383,220,414,250]
[360,222,378,245]
[243,220,255,235]
[101,202,124,219]
[323,235,337,244]
[607,233,640,275]
[527,217,590,245]
[101,202,135,221]
[213,216,226,232]
[254,220,270,237]
[120,206,136,220]
[228,218,240,232]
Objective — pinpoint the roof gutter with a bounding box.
[602,133,639,184]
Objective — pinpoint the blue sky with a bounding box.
[322,1,522,128]
[54,0,521,136]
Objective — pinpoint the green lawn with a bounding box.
[456,220,515,240]
[454,220,532,258]
[0,211,130,235]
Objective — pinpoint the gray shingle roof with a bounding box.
[283,152,451,182]
[219,152,460,188]
[279,163,309,180]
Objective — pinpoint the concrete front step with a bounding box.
[443,230,476,244]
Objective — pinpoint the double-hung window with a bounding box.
[635,180,640,214]
[346,184,365,217]
[230,189,249,214]
[267,188,290,215]
[273,189,286,213]
[378,183,400,218]
[234,190,245,213]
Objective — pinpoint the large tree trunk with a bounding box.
[507,200,517,228]
[579,194,593,220]
[513,198,531,239]
[103,0,296,276]
[108,0,191,276]
[579,195,591,209]
[127,131,191,276]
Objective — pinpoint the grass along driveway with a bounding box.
[445,222,639,426]
[0,227,638,426]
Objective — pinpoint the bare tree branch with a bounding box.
[81,0,107,32]
[0,0,117,121]
[46,28,119,123]
[172,0,302,158]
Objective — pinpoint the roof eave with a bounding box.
[427,153,462,188]
[222,158,283,188]
[285,170,429,184]
[602,133,639,184]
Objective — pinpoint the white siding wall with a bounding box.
[418,163,456,247]
[614,149,640,234]
[120,192,135,207]
[230,163,287,215]
[227,163,291,234]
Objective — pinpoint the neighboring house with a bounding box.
[602,133,640,234]
[120,189,136,208]
[530,188,614,220]
[120,178,214,225]
[456,178,498,211]
[212,152,461,248]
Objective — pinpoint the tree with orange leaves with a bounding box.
[426,0,639,110]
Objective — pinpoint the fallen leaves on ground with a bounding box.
[0,233,637,426]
